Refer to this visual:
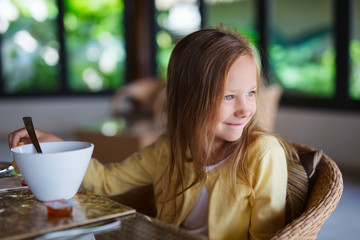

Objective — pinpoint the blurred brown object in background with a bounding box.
[110,77,166,126]
[257,84,283,132]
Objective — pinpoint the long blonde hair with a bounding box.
[163,27,297,217]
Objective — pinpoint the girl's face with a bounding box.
[213,55,257,148]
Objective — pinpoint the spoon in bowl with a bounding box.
[23,116,43,153]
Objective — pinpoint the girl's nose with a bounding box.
[234,99,251,118]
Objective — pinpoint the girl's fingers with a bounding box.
[8,128,29,148]
[8,128,63,149]
[19,138,32,145]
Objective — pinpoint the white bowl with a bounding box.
[11,141,94,201]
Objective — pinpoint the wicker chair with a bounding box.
[271,143,343,240]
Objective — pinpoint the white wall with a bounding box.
[0,97,111,138]
[275,107,360,171]
[0,97,111,163]
[1,97,360,172]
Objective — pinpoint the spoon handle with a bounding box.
[23,117,43,153]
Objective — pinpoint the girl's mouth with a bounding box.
[226,123,244,127]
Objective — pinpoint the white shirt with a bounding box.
[181,157,229,236]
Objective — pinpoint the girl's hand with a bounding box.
[8,128,63,149]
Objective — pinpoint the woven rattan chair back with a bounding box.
[271,143,343,240]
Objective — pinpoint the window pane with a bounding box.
[155,0,201,79]
[350,0,360,100]
[269,0,335,98]
[1,0,59,94]
[64,0,125,92]
[204,0,257,43]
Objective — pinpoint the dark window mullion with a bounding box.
[57,0,68,94]
[199,0,206,29]
[335,0,351,104]
[124,0,133,83]
[149,0,157,78]
[256,0,271,83]
[124,0,156,82]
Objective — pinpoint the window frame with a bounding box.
[0,0,136,98]
[255,0,360,111]
[1,0,359,112]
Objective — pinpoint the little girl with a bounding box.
[9,27,297,239]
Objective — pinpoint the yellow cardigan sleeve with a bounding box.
[248,136,288,240]
[81,135,168,196]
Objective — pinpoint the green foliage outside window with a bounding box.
[350,40,360,100]
[155,0,201,81]
[156,29,174,81]
[1,0,59,94]
[270,35,335,98]
[65,0,125,92]
[0,0,125,95]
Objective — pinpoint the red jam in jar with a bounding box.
[20,179,27,186]
[44,199,73,217]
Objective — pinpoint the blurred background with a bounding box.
[0,0,359,239]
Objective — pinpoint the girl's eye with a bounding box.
[246,91,256,97]
[224,95,234,100]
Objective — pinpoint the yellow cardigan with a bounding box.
[81,134,287,240]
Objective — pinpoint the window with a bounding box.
[155,0,201,79]
[270,0,334,98]
[1,0,59,94]
[2,0,359,110]
[204,0,257,43]
[200,0,360,110]
[261,0,359,110]
[350,0,360,100]
[64,0,125,92]
[0,0,125,96]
